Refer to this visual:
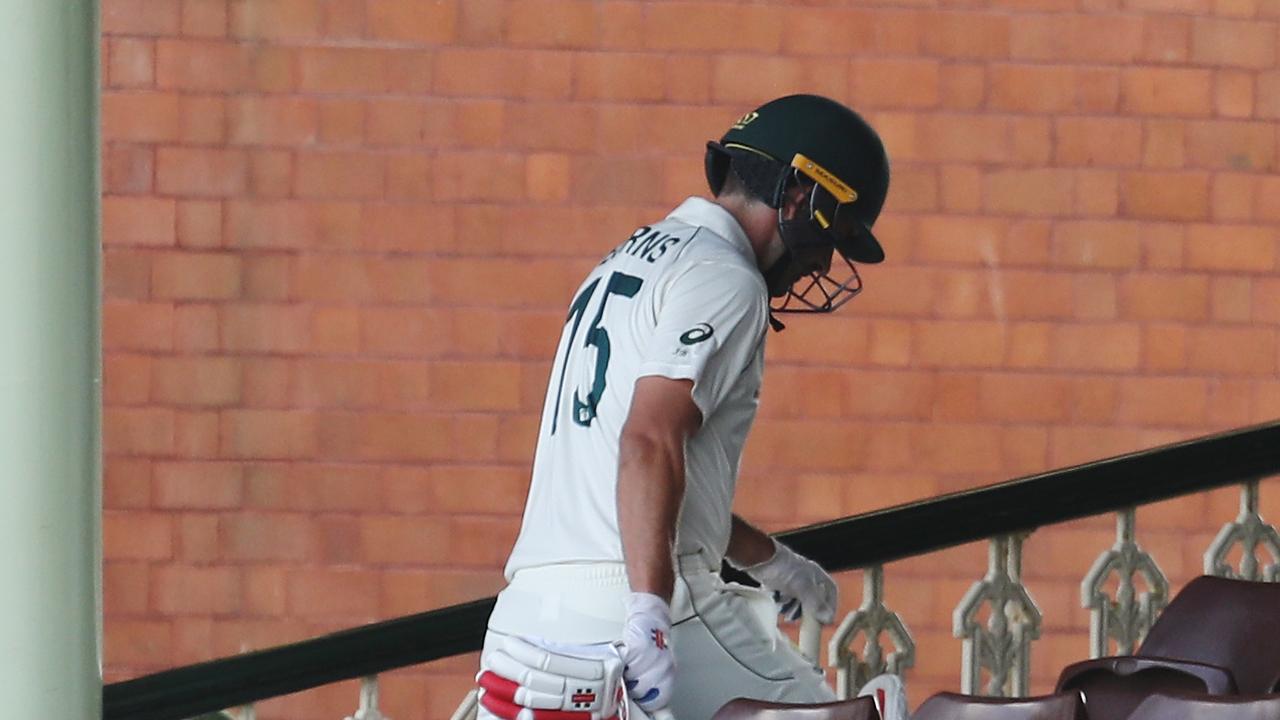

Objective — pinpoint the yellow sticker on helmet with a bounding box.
[791,153,857,204]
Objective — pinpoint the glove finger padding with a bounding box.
[739,538,838,625]
[619,592,675,713]
[478,635,626,720]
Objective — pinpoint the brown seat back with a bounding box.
[1138,575,1280,694]
[912,691,1087,720]
[711,696,879,720]
[1128,693,1280,720]
[1056,656,1237,720]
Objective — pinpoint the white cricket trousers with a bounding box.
[482,556,835,720]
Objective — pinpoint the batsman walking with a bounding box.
[477,94,892,720]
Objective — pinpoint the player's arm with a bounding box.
[615,376,697,712]
[616,375,701,603]
[725,513,776,568]
[728,513,840,625]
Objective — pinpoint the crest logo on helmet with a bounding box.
[731,111,759,130]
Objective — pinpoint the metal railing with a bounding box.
[103,420,1280,720]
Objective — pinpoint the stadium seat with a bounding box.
[1056,656,1237,720]
[1137,576,1280,694]
[912,691,1087,720]
[711,696,880,720]
[1127,692,1280,720]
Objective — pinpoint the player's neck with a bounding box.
[710,194,779,270]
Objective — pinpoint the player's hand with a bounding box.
[743,539,838,625]
[619,592,675,713]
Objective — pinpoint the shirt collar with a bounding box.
[666,197,758,265]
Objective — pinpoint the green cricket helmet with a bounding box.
[706,94,890,267]
[706,94,885,315]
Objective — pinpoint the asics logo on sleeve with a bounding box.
[679,323,714,345]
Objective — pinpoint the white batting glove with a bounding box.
[742,538,838,625]
[619,592,675,713]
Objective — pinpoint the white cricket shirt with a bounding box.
[504,197,770,579]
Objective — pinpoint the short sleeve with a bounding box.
[637,260,768,419]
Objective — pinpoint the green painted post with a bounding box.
[0,1,102,717]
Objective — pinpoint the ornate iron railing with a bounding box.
[103,420,1280,720]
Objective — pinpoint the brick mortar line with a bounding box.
[98,247,1280,270]
[100,52,1280,76]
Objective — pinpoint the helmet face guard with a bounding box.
[705,94,890,325]
[767,153,868,313]
[766,242,864,313]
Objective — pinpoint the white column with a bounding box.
[0,2,102,718]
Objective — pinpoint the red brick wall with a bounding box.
[101,1,1280,717]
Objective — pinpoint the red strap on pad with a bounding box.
[479,688,603,720]
[478,671,521,704]
[477,636,626,720]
